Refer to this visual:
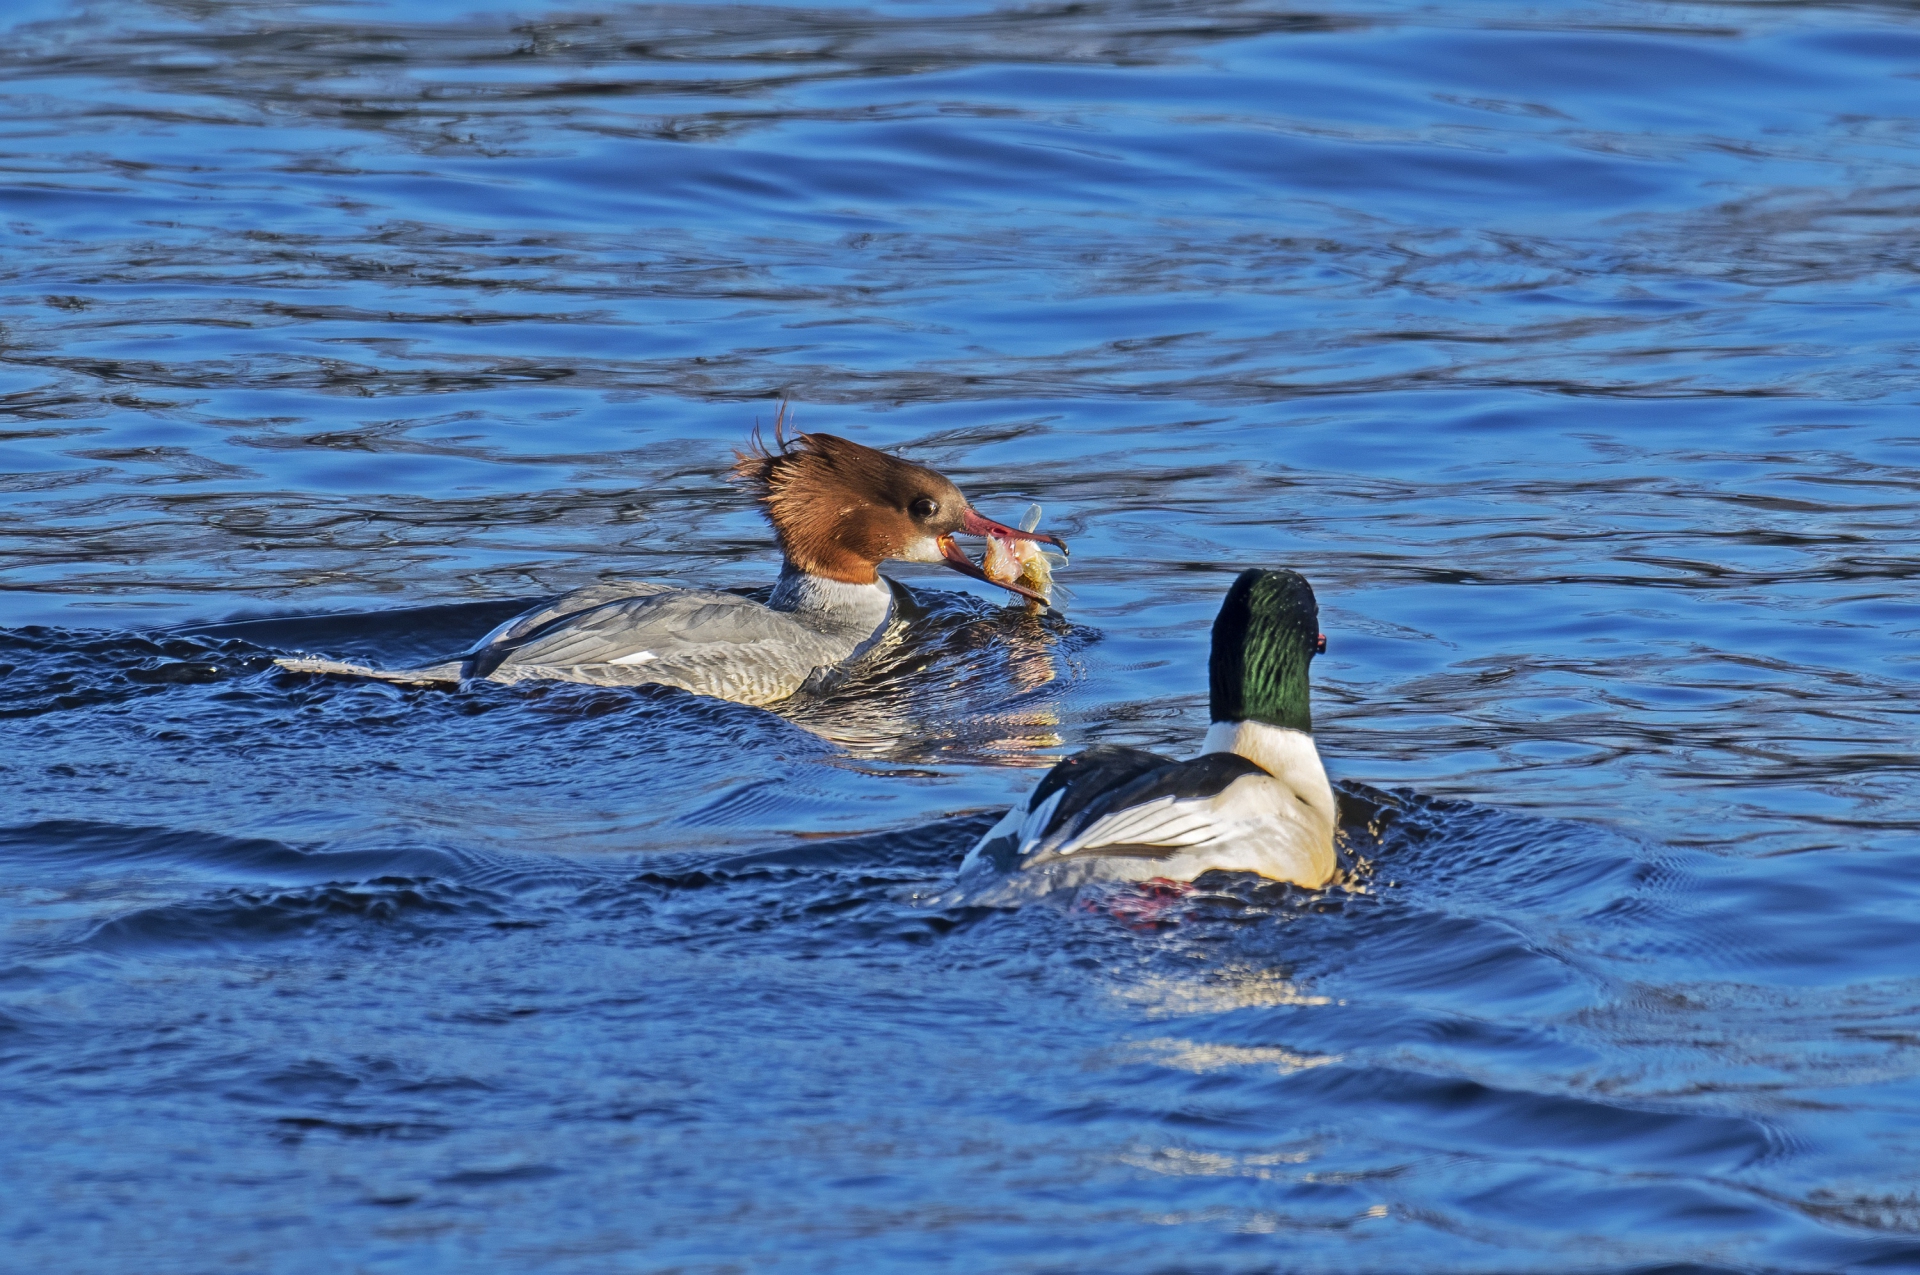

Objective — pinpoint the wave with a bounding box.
[87,877,511,950]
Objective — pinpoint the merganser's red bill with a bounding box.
[959,508,1069,556]
[936,508,1066,606]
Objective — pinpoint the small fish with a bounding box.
[983,504,1062,605]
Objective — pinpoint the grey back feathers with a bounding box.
[276,577,897,707]
[460,581,895,705]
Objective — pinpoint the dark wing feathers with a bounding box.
[1032,750,1272,861]
[1060,841,1187,860]
[1103,751,1270,807]
[1029,745,1174,840]
[965,747,1171,875]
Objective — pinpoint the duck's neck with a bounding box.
[1202,719,1331,799]
[769,561,893,631]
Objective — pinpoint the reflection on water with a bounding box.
[1122,1037,1343,1077]
[4,0,1920,1269]
[1117,963,1338,1016]
[779,583,1076,757]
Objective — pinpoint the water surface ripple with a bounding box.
[3,0,1919,1270]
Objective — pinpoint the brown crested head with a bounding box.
[732,420,968,584]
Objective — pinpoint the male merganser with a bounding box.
[275,419,1066,706]
[954,568,1335,898]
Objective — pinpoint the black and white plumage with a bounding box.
[950,567,1337,902]
[954,724,1336,900]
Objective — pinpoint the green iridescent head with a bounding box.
[1208,568,1322,733]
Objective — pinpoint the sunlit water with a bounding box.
[3,0,1919,1269]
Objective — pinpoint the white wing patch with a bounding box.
[1052,795,1219,855]
[961,786,1063,874]
[1044,776,1280,859]
[1016,787,1065,850]
[609,650,658,666]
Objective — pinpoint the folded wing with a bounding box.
[462,588,855,704]
[1030,751,1274,862]
[963,745,1280,876]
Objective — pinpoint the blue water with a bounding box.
[4,0,1920,1269]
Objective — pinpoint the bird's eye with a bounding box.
[909,497,939,520]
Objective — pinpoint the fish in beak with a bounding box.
[939,508,1069,607]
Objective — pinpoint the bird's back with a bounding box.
[469,583,878,706]
[957,740,1335,899]
[273,578,894,705]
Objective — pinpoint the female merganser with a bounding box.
[954,568,1335,898]
[275,421,1066,706]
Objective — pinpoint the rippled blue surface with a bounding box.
[4,0,1920,1269]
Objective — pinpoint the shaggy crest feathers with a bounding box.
[727,400,799,497]
[730,402,966,584]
